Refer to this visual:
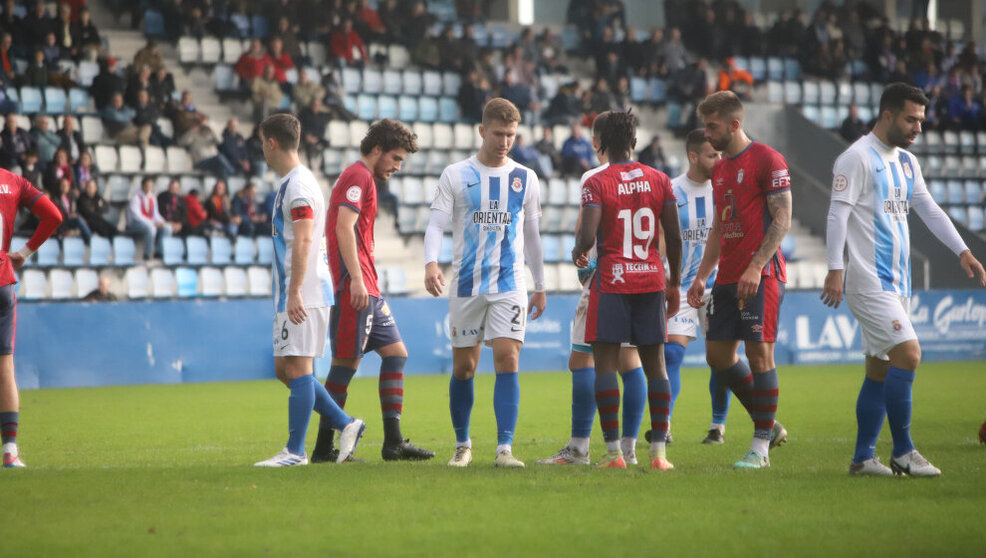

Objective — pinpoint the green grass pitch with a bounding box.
[3,362,985,557]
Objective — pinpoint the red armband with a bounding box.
[291,206,314,221]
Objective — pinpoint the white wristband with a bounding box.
[16,246,35,260]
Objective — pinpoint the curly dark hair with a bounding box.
[360,118,419,156]
[597,109,638,160]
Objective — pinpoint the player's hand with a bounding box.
[665,287,680,318]
[959,250,986,287]
[737,264,762,302]
[349,277,369,311]
[9,252,25,270]
[528,290,546,320]
[572,251,588,268]
[287,290,307,324]
[686,280,706,308]
[424,262,446,297]
[820,270,844,308]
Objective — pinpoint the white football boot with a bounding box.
[254,448,308,467]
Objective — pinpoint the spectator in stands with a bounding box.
[91,57,125,110]
[455,24,480,73]
[250,65,283,124]
[716,57,754,99]
[23,1,52,49]
[74,150,97,187]
[127,177,173,259]
[948,85,982,130]
[1,114,37,170]
[663,28,688,74]
[77,178,117,238]
[204,179,239,238]
[268,37,295,85]
[403,1,434,49]
[133,39,164,74]
[738,12,762,56]
[543,80,583,125]
[220,117,253,176]
[561,123,595,176]
[167,90,200,138]
[236,39,273,85]
[184,188,209,235]
[292,69,324,112]
[41,32,65,68]
[587,78,615,115]
[509,133,546,178]
[125,64,153,108]
[52,177,90,243]
[274,16,302,63]
[43,147,73,192]
[30,115,60,167]
[637,135,669,175]
[58,115,85,164]
[231,182,270,237]
[0,32,14,85]
[100,92,148,147]
[156,179,186,237]
[330,18,368,67]
[246,125,268,177]
[179,115,235,180]
[458,69,490,124]
[499,71,540,126]
[0,4,23,60]
[354,0,385,43]
[436,25,460,72]
[411,33,440,69]
[133,89,168,147]
[533,126,559,178]
[19,148,42,186]
[376,0,401,43]
[300,95,330,168]
[322,70,357,121]
[149,66,175,109]
[82,276,116,302]
[839,103,869,143]
[25,48,50,88]
[72,7,100,62]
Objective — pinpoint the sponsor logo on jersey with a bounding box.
[581,187,594,204]
[0,184,9,194]
[620,168,644,181]
[618,181,652,195]
[681,226,710,242]
[511,176,523,192]
[883,199,909,217]
[722,222,744,239]
[770,169,790,189]
[736,169,744,184]
[611,264,626,283]
[472,199,512,231]
[346,186,361,203]
[833,174,848,192]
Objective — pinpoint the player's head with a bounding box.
[685,128,720,181]
[876,82,928,149]
[697,91,744,152]
[590,111,611,160]
[596,109,637,163]
[359,118,419,181]
[259,113,301,166]
[478,97,521,165]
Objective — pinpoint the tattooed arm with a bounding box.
[737,190,792,301]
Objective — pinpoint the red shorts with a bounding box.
[706,276,784,343]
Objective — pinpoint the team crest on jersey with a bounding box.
[346,186,361,203]
[736,169,744,183]
[511,177,523,192]
[902,162,913,179]
[611,264,626,284]
[833,174,848,192]
[892,319,902,332]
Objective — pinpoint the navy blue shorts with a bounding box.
[585,289,666,346]
[330,292,403,359]
[0,284,15,355]
[706,277,785,343]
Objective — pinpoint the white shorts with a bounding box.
[570,284,633,353]
[846,291,917,360]
[667,288,710,340]
[273,307,330,357]
[449,291,528,348]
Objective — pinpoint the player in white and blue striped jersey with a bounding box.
[823,83,985,477]
[423,98,547,468]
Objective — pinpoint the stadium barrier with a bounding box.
[15,290,986,389]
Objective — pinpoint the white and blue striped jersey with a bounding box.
[831,133,929,296]
[669,173,717,291]
[432,155,542,298]
[271,164,333,312]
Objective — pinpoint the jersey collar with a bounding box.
[728,140,755,161]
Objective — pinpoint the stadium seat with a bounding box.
[948,206,968,226]
[144,8,165,37]
[442,71,461,97]
[43,86,66,114]
[401,176,424,204]
[959,130,977,156]
[185,236,209,265]
[928,180,947,203]
[801,80,819,105]
[382,69,402,95]
[766,57,784,81]
[647,78,666,103]
[397,96,418,122]
[125,267,149,298]
[118,145,142,173]
[356,94,377,121]
[200,37,222,64]
[222,38,245,64]
[869,83,883,106]
[78,61,99,87]
[377,95,398,119]
[943,156,962,177]
[801,105,820,126]
[629,76,647,102]
[326,120,350,147]
[766,82,783,104]
[224,267,248,296]
[418,97,438,123]
[166,147,193,174]
[922,130,942,155]
[783,58,801,80]
[748,57,766,81]
[541,235,560,263]
[560,234,576,261]
[666,102,683,129]
[432,124,453,149]
[200,267,224,296]
[81,115,104,144]
[942,130,960,156]
[234,236,256,265]
[856,105,873,124]
[61,237,86,266]
[89,235,111,266]
[94,145,119,172]
[387,44,410,68]
[397,205,417,232]
[48,269,74,299]
[21,269,46,300]
[782,81,801,105]
[452,123,473,149]
[306,42,327,66]
[250,15,269,38]
[75,269,99,298]
[425,150,447,174]
[19,87,42,113]
[210,236,232,265]
[438,97,458,123]
[422,71,443,97]
[256,237,273,265]
[162,237,185,266]
[151,268,176,297]
[968,206,985,232]
[946,180,965,204]
[36,238,60,266]
[112,237,135,266]
[819,106,837,129]
[362,68,383,94]
[68,88,91,113]
[178,37,200,64]
[819,82,836,105]
[780,235,797,261]
[229,13,250,38]
[341,67,361,95]
[965,180,983,204]
[143,146,167,173]
[348,120,368,147]
[402,70,423,96]
[247,266,271,296]
[213,64,237,92]
[175,267,198,297]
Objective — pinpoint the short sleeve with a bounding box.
[830,150,867,205]
[761,149,791,194]
[286,182,316,221]
[431,168,454,214]
[17,175,43,209]
[336,170,373,213]
[660,173,676,205]
[581,175,601,207]
[524,170,542,221]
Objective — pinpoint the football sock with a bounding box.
[286,375,316,455]
[713,360,755,416]
[320,365,357,429]
[709,370,731,426]
[312,377,351,430]
[449,376,474,445]
[0,411,17,445]
[570,366,596,439]
[885,366,916,458]
[493,372,520,447]
[571,437,590,455]
[621,367,646,439]
[594,371,621,444]
[664,343,685,418]
[646,377,671,443]
[379,356,407,445]
[853,376,886,463]
[752,369,779,445]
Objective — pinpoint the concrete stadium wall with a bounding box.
[15,291,986,389]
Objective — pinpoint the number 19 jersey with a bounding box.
[581,161,675,294]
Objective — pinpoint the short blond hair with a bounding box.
[697,91,744,122]
[482,97,521,125]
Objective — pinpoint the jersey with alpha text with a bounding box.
[581,161,675,294]
[272,164,333,312]
[712,141,789,285]
[670,173,717,291]
[0,168,44,287]
[326,160,380,297]
[831,133,929,296]
[432,156,541,298]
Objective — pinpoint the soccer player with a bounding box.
[573,110,682,470]
[255,113,365,467]
[0,168,63,467]
[537,111,650,466]
[822,83,986,477]
[686,91,790,470]
[311,118,435,463]
[423,98,546,468]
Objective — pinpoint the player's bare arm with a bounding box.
[687,212,721,307]
[336,205,369,310]
[661,201,682,318]
[572,204,601,267]
[959,250,986,287]
[739,189,792,301]
[288,217,314,325]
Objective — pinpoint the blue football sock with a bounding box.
[853,376,886,463]
[449,376,474,444]
[620,367,646,438]
[494,372,520,446]
[885,366,916,457]
[571,367,596,438]
[709,371,731,425]
[664,342,685,419]
[287,375,316,456]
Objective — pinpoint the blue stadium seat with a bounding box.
[377,95,398,119]
[210,236,232,265]
[948,206,968,226]
[398,96,418,121]
[856,105,873,123]
[37,238,60,266]
[767,57,784,81]
[62,237,86,266]
[666,102,683,129]
[344,95,357,115]
[234,236,256,265]
[214,64,236,91]
[144,9,165,37]
[541,235,560,263]
[438,97,458,123]
[783,81,801,104]
[175,267,198,297]
[801,105,820,125]
[402,70,423,96]
[783,58,801,80]
[965,180,983,204]
[732,56,749,71]
[968,206,985,231]
[629,77,647,102]
[341,67,362,95]
[418,97,438,122]
[849,59,868,78]
[442,72,461,97]
[256,237,273,265]
[186,236,209,265]
[946,180,965,204]
[356,94,377,121]
[19,87,42,113]
[560,26,577,51]
[422,71,443,97]
[647,78,666,103]
[362,68,383,94]
[489,24,509,48]
[748,58,766,82]
[89,235,111,266]
[112,237,135,266]
[561,234,576,260]
[382,69,402,95]
[44,86,67,114]
[68,88,91,113]
[162,237,185,266]
[819,106,837,129]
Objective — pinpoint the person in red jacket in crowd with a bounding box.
[330,18,368,66]
[235,39,273,84]
[268,37,294,85]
